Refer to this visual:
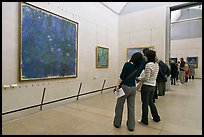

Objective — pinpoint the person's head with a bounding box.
[130,52,143,69]
[180,57,184,62]
[145,50,156,63]
[142,48,149,56]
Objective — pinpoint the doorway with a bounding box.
[165,2,202,90]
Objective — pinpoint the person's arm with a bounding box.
[115,79,122,92]
[137,64,151,82]
[115,63,127,92]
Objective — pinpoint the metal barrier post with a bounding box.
[40,88,46,110]
[76,83,82,100]
[101,80,106,93]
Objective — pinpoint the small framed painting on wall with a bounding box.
[96,46,109,68]
[187,57,198,68]
[127,46,154,61]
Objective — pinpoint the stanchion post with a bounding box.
[40,88,46,111]
[76,83,82,100]
[101,80,106,93]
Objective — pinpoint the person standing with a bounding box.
[184,62,190,83]
[179,58,185,84]
[136,50,161,125]
[171,61,178,85]
[176,61,180,81]
[189,63,195,79]
[157,60,170,96]
[113,52,143,131]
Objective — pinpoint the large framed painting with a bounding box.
[96,46,109,68]
[20,2,78,81]
[127,46,154,61]
[187,57,198,68]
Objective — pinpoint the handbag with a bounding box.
[136,81,143,92]
[113,67,138,92]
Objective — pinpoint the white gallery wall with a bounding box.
[171,38,202,78]
[2,2,118,122]
[2,2,202,122]
[118,6,167,70]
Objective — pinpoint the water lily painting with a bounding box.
[20,2,78,81]
[96,46,109,68]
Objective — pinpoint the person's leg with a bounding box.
[178,71,182,83]
[157,82,163,96]
[183,72,186,83]
[173,78,176,85]
[185,76,187,82]
[192,76,194,79]
[171,77,173,85]
[113,91,126,127]
[162,82,166,96]
[180,71,185,84]
[140,85,150,125]
[126,86,136,131]
[189,76,191,79]
[149,86,161,122]
[153,84,158,103]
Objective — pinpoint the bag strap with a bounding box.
[114,63,137,92]
[120,69,137,85]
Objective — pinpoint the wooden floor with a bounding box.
[2,79,202,135]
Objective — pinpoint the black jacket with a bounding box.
[156,61,170,83]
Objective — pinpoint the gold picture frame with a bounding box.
[20,2,78,81]
[96,46,109,68]
[127,46,154,61]
[187,56,198,68]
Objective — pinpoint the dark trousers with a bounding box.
[171,77,176,85]
[185,77,189,82]
[176,71,179,80]
[153,84,158,103]
[157,82,166,96]
[140,84,160,125]
[189,76,194,79]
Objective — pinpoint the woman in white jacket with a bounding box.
[136,50,161,125]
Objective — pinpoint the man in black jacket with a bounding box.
[156,60,170,96]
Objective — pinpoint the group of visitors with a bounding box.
[113,48,196,132]
[113,48,160,131]
[170,57,195,86]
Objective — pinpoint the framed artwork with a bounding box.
[171,58,177,63]
[20,2,78,81]
[96,46,109,68]
[127,46,154,61]
[187,57,198,68]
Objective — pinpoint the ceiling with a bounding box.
[100,2,189,15]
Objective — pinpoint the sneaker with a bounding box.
[137,120,148,125]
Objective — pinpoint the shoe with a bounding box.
[128,128,134,132]
[113,123,120,128]
[151,117,161,122]
[137,120,148,125]
[126,121,134,131]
